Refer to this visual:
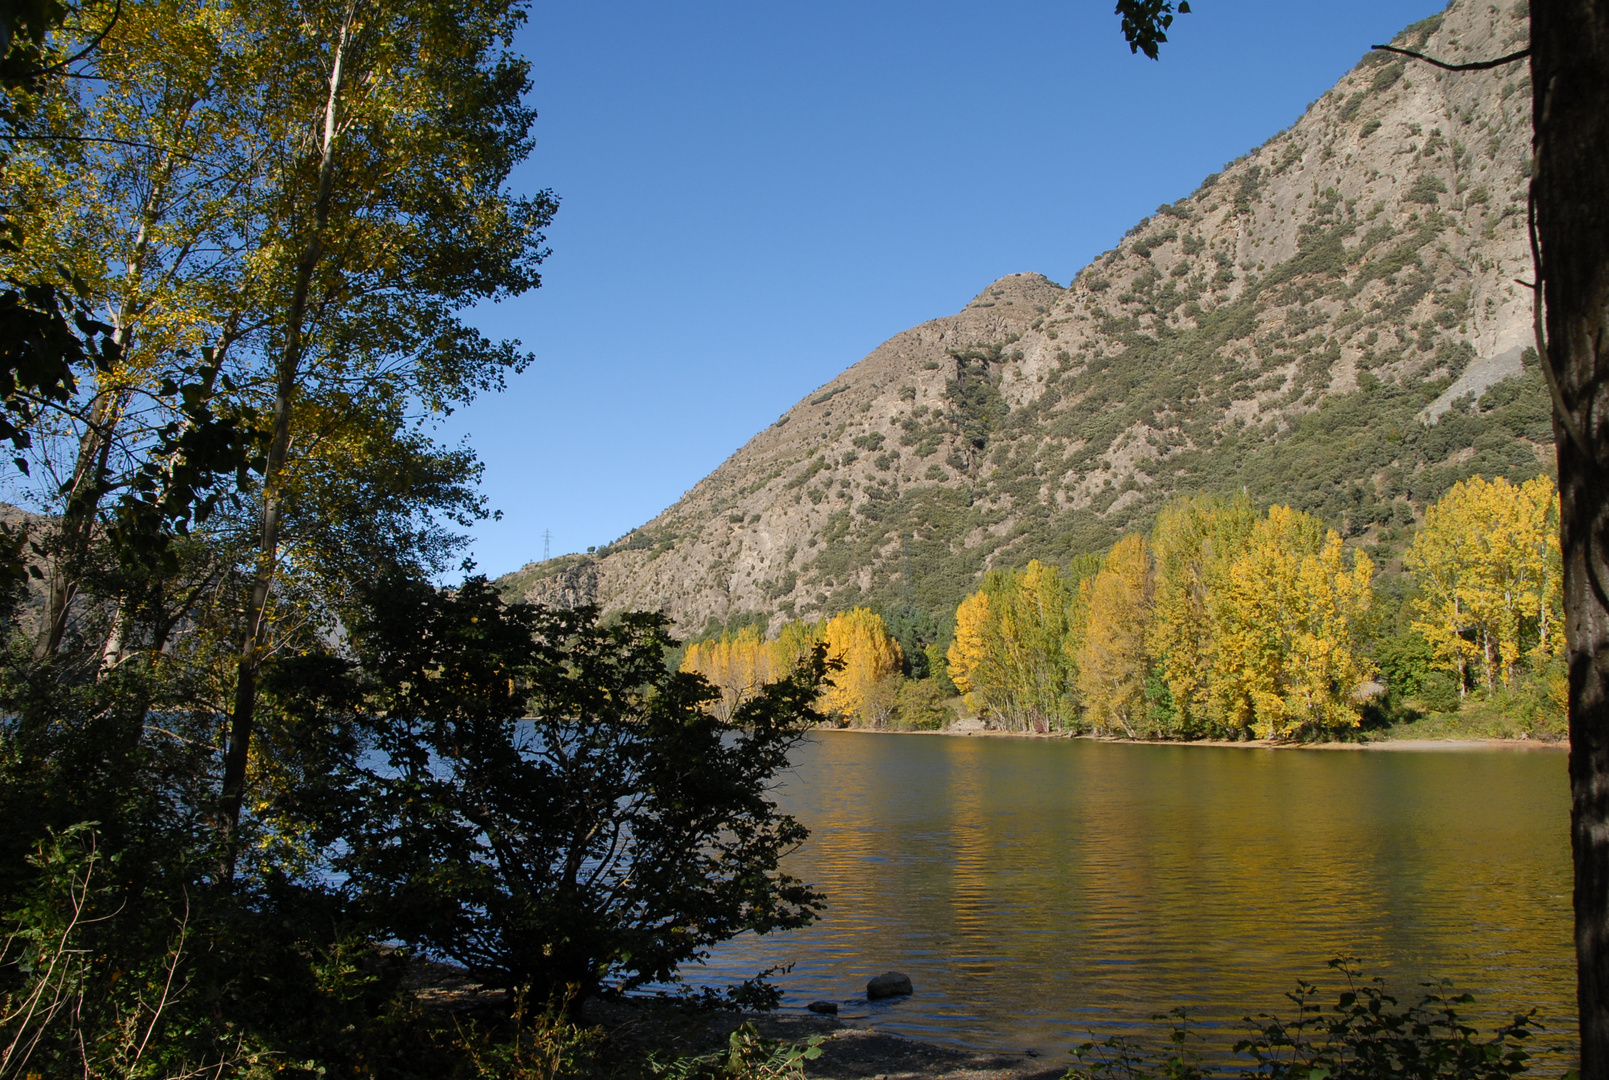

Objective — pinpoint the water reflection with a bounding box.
[696,733,1574,1060]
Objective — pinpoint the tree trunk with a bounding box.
[32,389,120,659]
[216,10,355,880]
[33,156,176,662]
[1530,3,1609,1075]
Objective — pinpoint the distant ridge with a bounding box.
[500,0,1551,635]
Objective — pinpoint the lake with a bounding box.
[692,732,1576,1062]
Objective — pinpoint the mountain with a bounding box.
[498,0,1551,637]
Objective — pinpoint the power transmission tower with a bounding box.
[543,529,552,561]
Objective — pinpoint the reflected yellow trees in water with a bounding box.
[705,734,1573,1061]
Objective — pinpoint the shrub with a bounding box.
[1370,61,1405,93]
[649,1024,823,1080]
[1064,958,1539,1080]
[1417,671,1463,713]
[893,678,951,730]
[1406,175,1449,205]
[335,579,827,1004]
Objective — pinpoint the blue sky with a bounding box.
[449,0,1446,578]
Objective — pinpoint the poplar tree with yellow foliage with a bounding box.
[1406,475,1563,695]
[948,588,1002,719]
[1208,506,1376,740]
[820,607,903,727]
[947,560,1083,730]
[771,617,826,679]
[681,625,775,721]
[1146,494,1258,734]
[1075,535,1154,737]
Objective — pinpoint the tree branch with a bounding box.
[1370,43,1529,72]
[25,0,122,78]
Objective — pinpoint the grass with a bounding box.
[1375,693,1567,743]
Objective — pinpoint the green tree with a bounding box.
[335,580,825,1006]
[949,560,1080,731]
[215,0,556,872]
[1146,493,1258,736]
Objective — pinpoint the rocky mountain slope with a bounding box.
[500,0,1551,636]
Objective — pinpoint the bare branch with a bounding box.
[17,0,123,78]
[1370,43,1529,72]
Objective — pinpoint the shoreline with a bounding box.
[813,726,1567,751]
[585,997,1069,1080]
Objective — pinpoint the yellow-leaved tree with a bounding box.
[770,618,826,680]
[946,561,1084,730]
[1405,475,1563,694]
[681,626,773,722]
[947,589,1000,718]
[1146,494,1258,734]
[1075,535,1154,736]
[821,608,903,727]
[1208,506,1376,740]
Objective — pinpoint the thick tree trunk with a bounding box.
[1530,3,1609,1075]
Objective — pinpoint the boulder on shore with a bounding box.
[867,972,913,999]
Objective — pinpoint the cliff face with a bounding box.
[500,1,1549,634]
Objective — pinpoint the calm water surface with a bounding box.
[693,732,1574,1060]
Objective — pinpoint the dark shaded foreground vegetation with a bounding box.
[1063,960,1550,1080]
[0,0,837,1073]
[0,581,831,1078]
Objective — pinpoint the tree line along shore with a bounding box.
[679,474,1564,745]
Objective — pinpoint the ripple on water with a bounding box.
[686,733,1575,1062]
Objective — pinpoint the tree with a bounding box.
[1208,506,1375,741]
[948,588,1000,718]
[1,0,284,663]
[948,561,1082,731]
[998,560,1077,731]
[214,0,556,873]
[1528,12,1609,1064]
[1406,476,1562,695]
[1146,493,1258,736]
[1076,535,1154,737]
[336,579,825,1006]
[0,0,549,879]
[820,607,902,727]
[681,625,773,722]
[771,616,826,679]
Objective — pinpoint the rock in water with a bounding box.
[866,972,913,999]
[807,1000,839,1015]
